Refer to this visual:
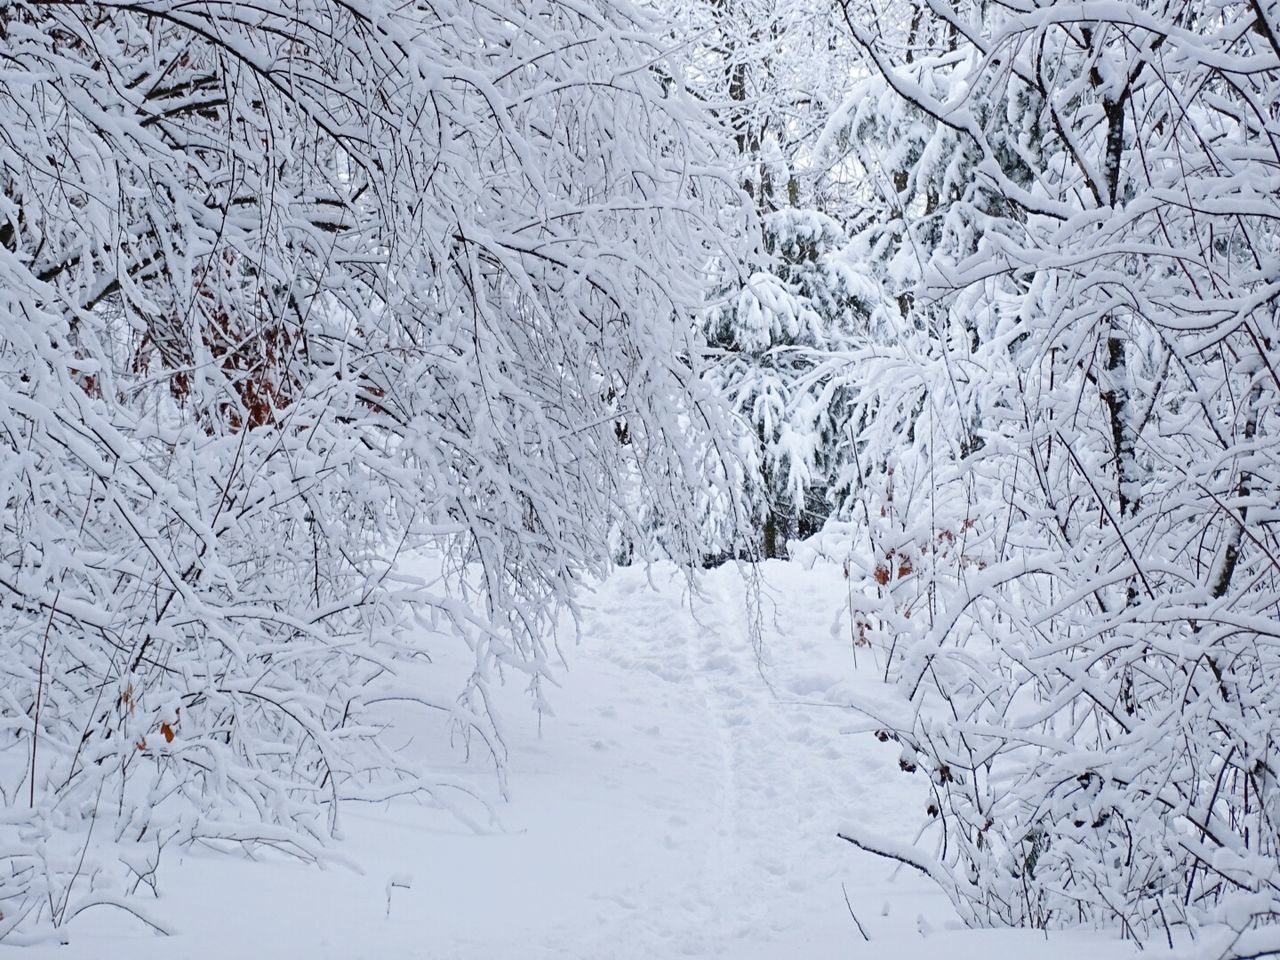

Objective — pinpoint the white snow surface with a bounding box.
[16,561,1148,959]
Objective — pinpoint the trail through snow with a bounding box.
[17,561,1143,959]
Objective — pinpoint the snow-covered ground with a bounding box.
[15,561,1148,959]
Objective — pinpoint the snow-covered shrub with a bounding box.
[0,0,745,936]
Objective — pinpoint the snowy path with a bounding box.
[21,561,1140,959]
[572,564,895,957]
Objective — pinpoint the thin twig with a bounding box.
[842,881,871,941]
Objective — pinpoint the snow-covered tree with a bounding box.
[661,0,882,559]
[703,209,882,556]
[0,0,746,935]
[824,0,1280,952]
